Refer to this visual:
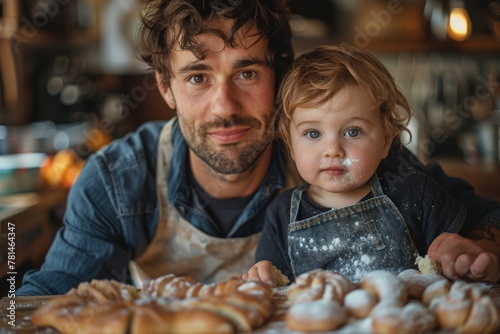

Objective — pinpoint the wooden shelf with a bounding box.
[292,34,500,54]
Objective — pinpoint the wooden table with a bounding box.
[2,284,500,334]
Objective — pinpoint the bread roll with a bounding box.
[285,300,348,332]
[287,269,354,303]
[344,288,378,319]
[397,268,447,300]
[415,255,442,275]
[429,280,500,334]
[360,270,407,309]
[371,302,436,334]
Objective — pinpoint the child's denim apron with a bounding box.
[288,174,419,282]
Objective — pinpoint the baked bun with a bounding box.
[416,255,442,275]
[287,269,354,303]
[429,280,500,333]
[285,300,348,332]
[397,269,447,300]
[371,302,437,334]
[360,270,407,310]
[422,279,452,305]
[270,265,290,287]
[344,288,378,319]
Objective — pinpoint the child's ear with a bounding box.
[156,72,176,109]
[382,133,395,158]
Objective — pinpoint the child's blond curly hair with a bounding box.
[276,44,413,155]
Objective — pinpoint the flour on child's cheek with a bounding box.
[342,159,353,167]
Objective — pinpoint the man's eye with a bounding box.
[240,71,256,79]
[345,128,360,138]
[305,130,320,139]
[188,75,206,84]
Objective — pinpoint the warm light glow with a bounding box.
[447,7,472,41]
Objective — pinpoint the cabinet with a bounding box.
[0,189,68,296]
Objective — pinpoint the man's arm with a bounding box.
[17,156,132,296]
[428,225,500,283]
[386,144,500,282]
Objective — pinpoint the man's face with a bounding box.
[161,20,276,175]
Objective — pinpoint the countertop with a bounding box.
[2,284,500,334]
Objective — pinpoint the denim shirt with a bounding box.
[17,118,296,296]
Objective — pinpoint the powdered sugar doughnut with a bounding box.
[371,302,437,334]
[397,269,446,300]
[360,270,407,308]
[344,289,378,319]
[285,300,348,332]
[287,269,354,303]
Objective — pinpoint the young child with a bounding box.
[245,45,490,284]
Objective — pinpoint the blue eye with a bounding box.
[305,130,320,139]
[345,128,360,138]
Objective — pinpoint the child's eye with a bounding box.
[305,130,320,139]
[345,128,361,138]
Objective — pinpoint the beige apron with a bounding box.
[130,122,261,288]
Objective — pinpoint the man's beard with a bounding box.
[178,114,274,174]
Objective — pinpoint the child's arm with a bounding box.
[427,225,500,283]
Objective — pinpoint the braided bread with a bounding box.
[32,275,274,334]
[71,279,139,303]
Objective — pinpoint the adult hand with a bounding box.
[428,232,500,283]
[241,260,274,286]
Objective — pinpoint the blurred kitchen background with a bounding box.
[0,0,500,294]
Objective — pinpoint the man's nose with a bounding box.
[210,81,241,118]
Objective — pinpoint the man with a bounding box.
[18,0,500,296]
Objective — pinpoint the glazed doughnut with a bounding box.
[285,300,348,332]
[397,269,447,300]
[344,288,378,319]
[371,302,437,334]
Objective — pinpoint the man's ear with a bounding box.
[155,72,176,109]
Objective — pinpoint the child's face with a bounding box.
[289,85,393,205]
